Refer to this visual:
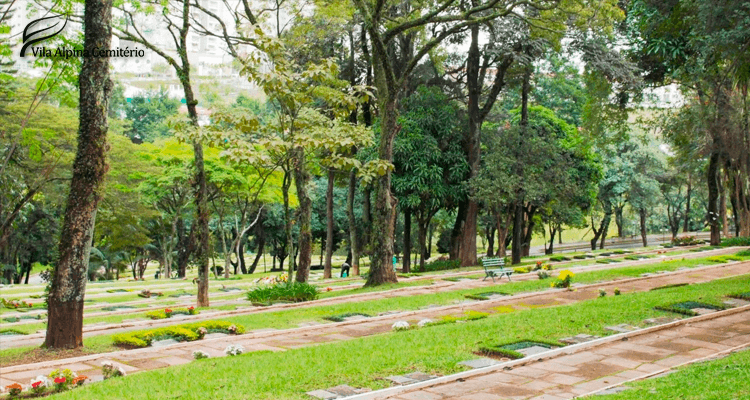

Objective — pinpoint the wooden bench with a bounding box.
[481,257,512,282]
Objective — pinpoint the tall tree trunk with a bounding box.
[450,202,467,260]
[294,150,313,282]
[362,185,372,254]
[615,206,624,237]
[324,168,335,279]
[347,170,360,275]
[403,210,411,273]
[522,206,536,257]
[511,199,524,264]
[496,211,511,257]
[707,151,721,245]
[45,0,112,349]
[639,208,648,247]
[282,169,293,279]
[418,218,428,270]
[720,173,729,237]
[486,223,495,257]
[546,226,557,255]
[684,173,692,232]
[365,96,399,286]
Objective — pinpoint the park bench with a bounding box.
[481,257,512,282]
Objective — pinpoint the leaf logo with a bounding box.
[20,14,68,57]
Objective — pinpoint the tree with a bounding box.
[352,0,559,285]
[121,90,180,142]
[392,86,468,271]
[45,0,113,349]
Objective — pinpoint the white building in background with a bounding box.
[8,0,261,103]
[640,84,685,108]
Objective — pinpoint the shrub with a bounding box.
[145,307,198,320]
[246,282,319,304]
[464,311,489,320]
[735,249,750,257]
[672,236,703,246]
[614,288,621,296]
[392,321,410,331]
[193,350,210,359]
[721,237,750,247]
[323,312,371,322]
[573,255,587,260]
[549,256,570,262]
[598,289,606,297]
[537,271,550,280]
[551,270,574,288]
[513,266,530,274]
[413,259,460,272]
[112,321,244,348]
[101,362,126,379]
[225,344,244,356]
[0,328,27,335]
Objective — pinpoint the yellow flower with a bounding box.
[558,270,574,280]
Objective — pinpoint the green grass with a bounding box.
[45,273,750,400]
[2,250,746,364]
[591,348,750,400]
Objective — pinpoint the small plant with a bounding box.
[417,319,433,327]
[49,369,76,392]
[720,237,750,247]
[224,344,244,356]
[197,327,208,337]
[227,324,238,334]
[5,383,22,398]
[246,281,319,304]
[193,350,210,359]
[72,376,87,387]
[534,261,544,271]
[598,289,606,297]
[164,308,173,317]
[392,321,410,331]
[672,235,703,246]
[188,306,198,315]
[543,263,554,271]
[30,376,49,395]
[551,270,574,289]
[513,266,530,274]
[537,271,550,280]
[614,288,621,296]
[102,361,127,379]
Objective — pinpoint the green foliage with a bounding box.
[650,283,689,291]
[722,237,750,247]
[513,267,531,274]
[120,89,180,142]
[246,282,319,304]
[672,236,703,246]
[549,256,570,262]
[413,259,460,273]
[655,301,725,316]
[112,321,244,348]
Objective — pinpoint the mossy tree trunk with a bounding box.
[45,0,112,349]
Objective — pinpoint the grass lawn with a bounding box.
[1,251,747,365]
[43,273,750,400]
[590,348,750,400]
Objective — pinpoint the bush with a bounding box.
[736,249,750,257]
[551,270,574,288]
[672,236,703,246]
[721,237,750,247]
[413,259,460,272]
[145,307,199,320]
[549,256,570,262]
[112,320,244,348]
[246,282,319,304]
[537,271,550,280]
[513,266,530,274]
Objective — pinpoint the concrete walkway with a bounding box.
[1,258,749,391]
[376,306,750,400]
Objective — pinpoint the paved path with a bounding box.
[1,258,749,390]
[378,306,750,400]
[0,246,740,349]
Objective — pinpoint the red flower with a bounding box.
[54,377,66,384]
[165,308,172,313]
[188,306,194,310]
[32,381,43,388]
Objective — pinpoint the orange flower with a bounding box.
[5,383,22,394]
[72,376,87,385]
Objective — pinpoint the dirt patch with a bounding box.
[617,350,666,362]
[571,361,625,379]
[647,340,697,353]
[0,347,105,368]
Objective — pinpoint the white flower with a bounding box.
[101,361,113,368]
[392,321,410,331]
[193,350,210,359]
[417,319,433,327]
[224,344,245,356]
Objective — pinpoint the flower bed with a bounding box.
[4,369,87,399]
[145,307,199,320]
[112,320,245,348]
